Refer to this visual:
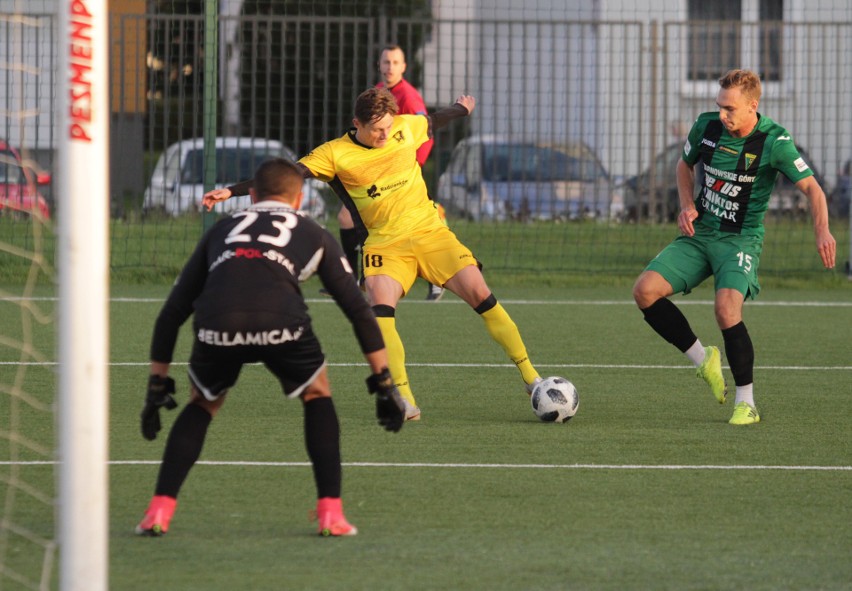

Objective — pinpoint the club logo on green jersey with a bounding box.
[744,153,757,169]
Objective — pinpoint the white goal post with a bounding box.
[57,0,109,589]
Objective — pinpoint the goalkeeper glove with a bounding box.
[366,368,405,433]
[141,375,178,441]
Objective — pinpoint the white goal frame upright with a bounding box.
[57,0,109,589]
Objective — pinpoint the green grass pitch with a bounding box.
[2,281,851,590]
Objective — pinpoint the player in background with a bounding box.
[632,69,836,425]
[136,158,405,538]
[203,88,542,422]
[334,44,446,301]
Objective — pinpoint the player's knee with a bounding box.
[715,308,742,329]
[300,365,332,403]
[192,397,223,417]
[714,292,744,328]
[632,282,651,307]
[459,278,492,310]
[301,389,332,403]
[188,384,225,416]
[633,272,666,308]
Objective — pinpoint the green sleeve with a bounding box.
[682,116,709,166]
[770,137,813,184]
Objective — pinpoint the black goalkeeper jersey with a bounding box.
[150,200,383,363]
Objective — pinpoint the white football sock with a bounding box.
[735,384,755,407]
[685,340,705,367]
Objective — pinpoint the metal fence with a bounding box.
[2,9,850,278]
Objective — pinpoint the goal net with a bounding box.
[0,4,58,590]
[1,1,110,590]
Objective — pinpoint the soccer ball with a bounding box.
[531,376,579,423]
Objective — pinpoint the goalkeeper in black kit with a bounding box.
[136,158,405,538]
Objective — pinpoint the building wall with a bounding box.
[0,0,55,152]
[596,0,852,182]
[108,0,147,210]
[420,1,604,151]
[110,0,146,115]
[424,0,852,186]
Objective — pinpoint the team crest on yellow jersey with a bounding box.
[393,130,405,143]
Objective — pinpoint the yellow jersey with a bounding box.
[299,114,444,247]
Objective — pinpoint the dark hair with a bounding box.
[354,87,399,124]
[253,158,303,201]
[719,69,762,102]
[380,44,405,58]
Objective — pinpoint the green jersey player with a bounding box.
[632,69,836,425]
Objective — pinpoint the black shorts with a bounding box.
[187,324,325,400]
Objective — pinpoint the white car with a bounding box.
[437,134,623,221]
[143,137,327,219]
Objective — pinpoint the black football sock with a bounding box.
[155,403,212,498]
[641,297,698,353]
[304,397,342,499]
[722,321,754,386]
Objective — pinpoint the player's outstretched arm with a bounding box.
[201,187,233,211]
[202,163,314,212]
[454,94,476,114]
[796,175,836,269]
[201,178,258,211]
[430,96,476,130]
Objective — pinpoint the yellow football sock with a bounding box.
[375,316,416,406]
[480,303,540,385]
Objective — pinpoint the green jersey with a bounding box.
[682,112,813,238]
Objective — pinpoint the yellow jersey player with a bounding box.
[335,44,446,301]
[204,88,542,421]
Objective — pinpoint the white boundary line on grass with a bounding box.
[3,296,852,307]
[3,361,852,370]
[3,361,852,371]
[5,460,851,471]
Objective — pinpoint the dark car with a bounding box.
[437,135,623,221]
[621,142,826,222]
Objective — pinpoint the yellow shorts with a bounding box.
[362,226,477,294]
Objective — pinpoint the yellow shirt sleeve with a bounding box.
[299,141,338,182]
[402,114,430,148]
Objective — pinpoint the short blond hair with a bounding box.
[719,69,762,102]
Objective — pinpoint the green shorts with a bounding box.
[645,229,763,299]
[362,225,477,295]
